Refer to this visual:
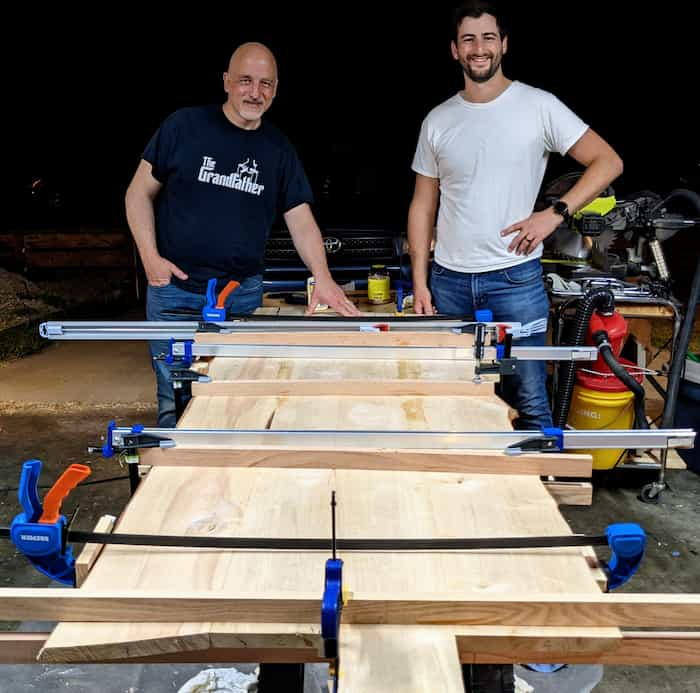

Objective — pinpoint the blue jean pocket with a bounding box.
[430,262,446,277]
[502,260,542,285]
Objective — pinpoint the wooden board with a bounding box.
[194,357,484,397]
[40,327,602,682]
[42,467,604,662]
[196,331,478,347]
[181,394,512,431]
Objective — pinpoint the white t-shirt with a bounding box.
[411,81,588,272]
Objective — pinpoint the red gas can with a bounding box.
[587,311,628,373]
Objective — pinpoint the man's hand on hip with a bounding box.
[412,286,435,315]
[144,254,189,287]
[306,276,361,316]
[501,208,562,256]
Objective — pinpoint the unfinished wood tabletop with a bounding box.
[41,326,605,689]
[42,466,606,663]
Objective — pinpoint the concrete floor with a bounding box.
[0,340,699,691]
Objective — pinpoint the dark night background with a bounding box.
[5,2,698,233]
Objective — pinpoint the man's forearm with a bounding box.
[125,189,160,264]
[408,206,434,289]
[285,204,333,280]
[561,155,624,215]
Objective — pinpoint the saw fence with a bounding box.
[2,320,700,692]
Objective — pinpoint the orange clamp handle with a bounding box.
[216,280,240,309]
[39,464,92,524]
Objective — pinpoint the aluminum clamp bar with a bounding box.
[109,426,695,452]
[40,319,515,341]
[172,343,598,361]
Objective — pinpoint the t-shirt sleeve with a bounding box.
[278,141,314,213]
[411,118,439,179]
[541,92,589,156]
[142,111,181,183]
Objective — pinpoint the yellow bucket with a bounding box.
[568,384,635,470]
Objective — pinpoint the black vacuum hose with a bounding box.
[655,189,700,429]
[649,188,700,218]
[593,330,649,430]
[554,287,616,428]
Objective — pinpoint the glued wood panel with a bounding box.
[44,467,601,661]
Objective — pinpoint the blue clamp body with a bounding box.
[605,523,646,590]
[101,421,146,458]
[203,278,227,321]
[101,419,117,458]
[541,427,564,451]
[474,309,493,323]
[321,558,343,659]
[9,460,76,586]
[166,338,193,367]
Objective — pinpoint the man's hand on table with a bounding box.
[306,275,361,316]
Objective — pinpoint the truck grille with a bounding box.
[265,234,397,262]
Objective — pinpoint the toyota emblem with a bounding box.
[324,236,342,254]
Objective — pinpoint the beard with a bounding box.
[462,52,502,83]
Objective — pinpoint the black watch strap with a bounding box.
[552,199,571,223]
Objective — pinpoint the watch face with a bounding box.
[554,200,568,216]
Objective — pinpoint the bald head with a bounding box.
[223,42,278,129]
[228,42,278,80]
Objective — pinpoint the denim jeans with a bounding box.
[146,275,264,427]
[430,258,552,430]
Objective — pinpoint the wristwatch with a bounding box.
[551,199,572,224]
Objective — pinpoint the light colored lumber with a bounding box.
[544,481,593,506]
[5,590,700,627]
[617,304,675,319]
[203,355,481,386]
[141,447,592,477]
[75,514,117,587]
[17,628,700,666]
[153,394,587,475]
[43,466,600,660]
[198,355,485,394]
[193,379,491,397]
[456,627,700,665]
[182,394,513,431]
[195,331,477,347]
[0,633,48,663]
[339,625,464,692]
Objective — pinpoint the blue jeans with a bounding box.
[146,275,263,427]
[430,259,552,430]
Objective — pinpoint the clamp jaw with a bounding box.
[505,427,564,455]
[95,420,174,459]
[604,523,646,590]
[10,460,91,585]
[202,278,240,322]
[472,310,518,380]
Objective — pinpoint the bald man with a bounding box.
[126,42,359,427]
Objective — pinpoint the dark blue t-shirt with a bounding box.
[143,105,313,293]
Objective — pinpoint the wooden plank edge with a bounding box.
[75,514,117,587]
[2,591,700,628]
[580,546,609,591]
[140,447,592,477]
[7,630,700,666]
[458,629,700,665]
[192,380,495,397]
[544,481,592,506]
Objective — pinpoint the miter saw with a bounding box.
[540,172,699,297]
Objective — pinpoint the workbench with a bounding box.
[4,314,700,692]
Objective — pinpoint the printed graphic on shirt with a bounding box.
[197,156,265,196]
